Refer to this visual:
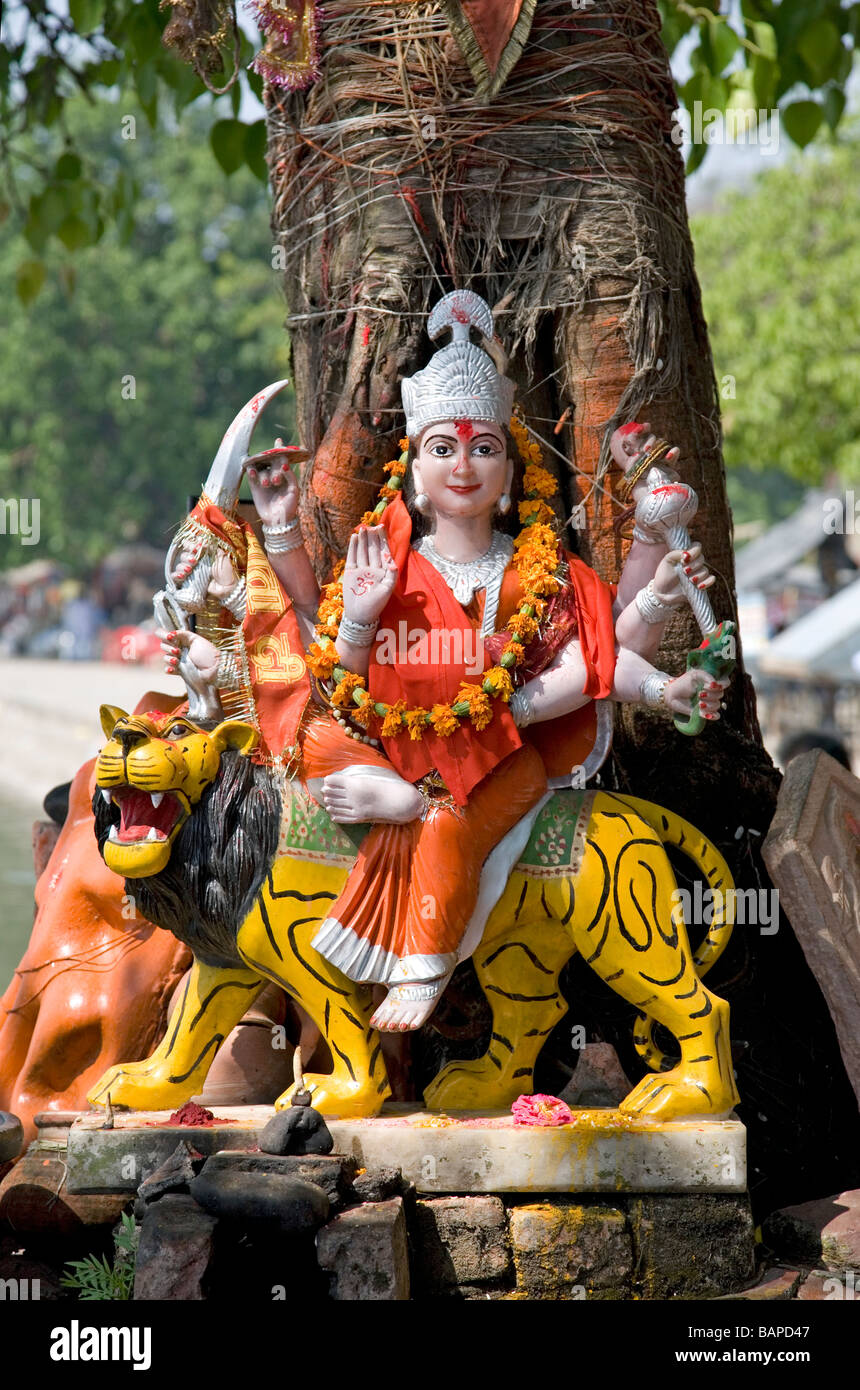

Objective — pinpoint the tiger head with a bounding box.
[94,705,259,878]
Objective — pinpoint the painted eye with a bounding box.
[166,723,188,738]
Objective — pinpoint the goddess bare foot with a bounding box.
[370,977,451,1032]
[321,770,424,824]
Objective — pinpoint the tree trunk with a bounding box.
[265,0,860,1215]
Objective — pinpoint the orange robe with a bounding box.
[302,499,616,986]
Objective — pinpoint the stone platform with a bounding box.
[65,1104,745,1196]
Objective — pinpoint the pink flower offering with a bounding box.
[511,1093,573,1127]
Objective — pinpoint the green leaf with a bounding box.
[797,19,842,81]
[210,119,247,175]
[68,0,106,34]
[23,194,49,254]
[710,21,740,74]
[823,87,846,132]
[750,21,778,61]
[16,259,45,304]
[752,55,777,112]
[55,151,82,182]
[134,63,157,108]
[781,100,824,148]
[57,213,94,250]
[244,120,268,183]
[686,142,707,176]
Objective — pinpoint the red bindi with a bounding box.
[454,418,474,440]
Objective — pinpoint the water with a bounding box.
[0,793,39,995]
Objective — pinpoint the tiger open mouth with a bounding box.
[101,787,188,845]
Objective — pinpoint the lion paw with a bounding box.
[275,1074,389,1119]
[424,1058,523,1113]
[87,1060,198,1113]
[619,1068,736,1121]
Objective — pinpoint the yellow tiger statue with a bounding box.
[88,706,739,1121]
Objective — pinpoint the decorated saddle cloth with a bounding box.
[277,779,590,880]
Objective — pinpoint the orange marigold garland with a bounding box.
[306,414,566,739]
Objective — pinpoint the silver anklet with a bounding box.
[510,687,535,728]
[635,580,680,625]
[639,670,672,708]
[337,615,379,648]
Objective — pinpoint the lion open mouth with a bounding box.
[103,788,187,844]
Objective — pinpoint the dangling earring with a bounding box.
[415,492,431,514]
[498,493,511,515]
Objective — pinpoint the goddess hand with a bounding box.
[158,627,220,683]
[170,541,201,587]
[244,438,300,527]
[206,551,239,598]
[664,669,729,721]
[342,526,398,625]
[653,543,714,607]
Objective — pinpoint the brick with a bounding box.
[316,1198,409,1300]
[763,1189,860,1271]
[509,1200,632,1299]
[414,1196,510,1293]
[630,1194,756,1299]
[133,1194,217,1300]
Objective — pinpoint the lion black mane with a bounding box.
[92,750,281,969]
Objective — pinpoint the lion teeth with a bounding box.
[108,825,119,841]
[150,793,164,808]
[145,827,160,841]
[101,789,112,804]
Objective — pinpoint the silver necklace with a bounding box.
[414,530,514,632]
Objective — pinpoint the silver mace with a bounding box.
[634,477,736,736]
[155,379,291,722]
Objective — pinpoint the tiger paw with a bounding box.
[275,1073,390,1119]
[619,1067,738,1121]
[86,1059,200,1112]
[423,1057,525,1112]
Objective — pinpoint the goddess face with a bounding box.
[412,419,513,522]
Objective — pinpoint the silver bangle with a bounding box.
[221,576,246,621]
[639,670,672,709]
[263,527,304,555]
[635,579,680,625]
[337,615,379,648]
[261,518,300,536]
[215,650,241,690]
[632,524,660,545]
[510,688,535,728]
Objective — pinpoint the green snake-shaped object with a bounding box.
[674,620,738,737]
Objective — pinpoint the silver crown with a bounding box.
[401,290,516,438]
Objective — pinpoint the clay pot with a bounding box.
[197,981,295,1107]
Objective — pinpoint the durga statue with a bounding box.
[131,288,731,1041]
[0,289,742,1128]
